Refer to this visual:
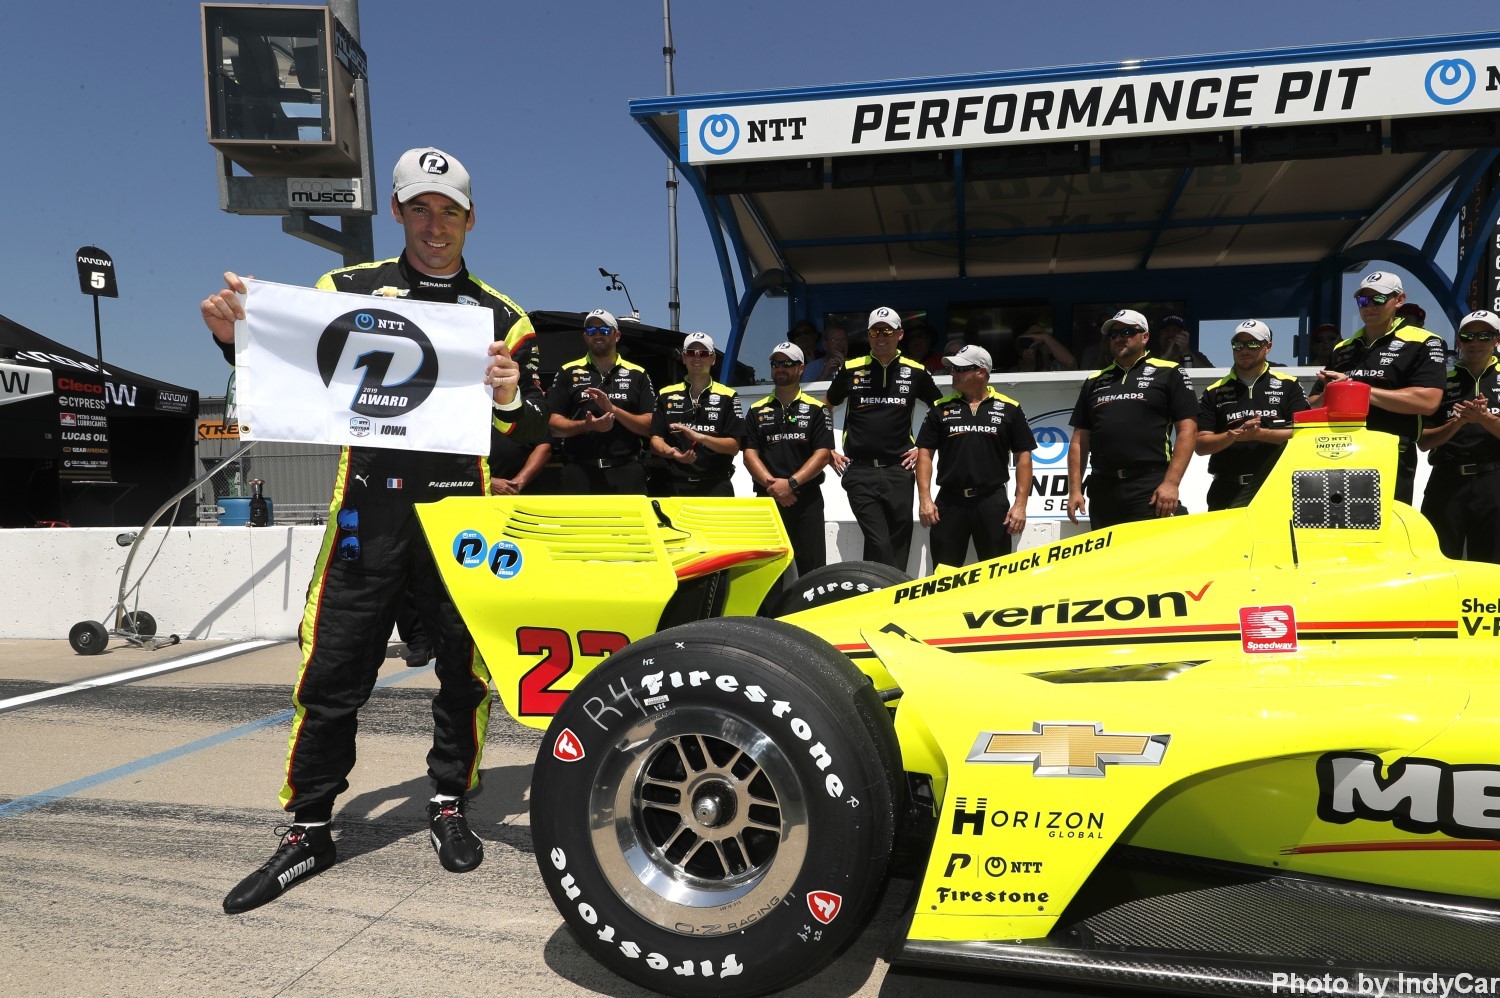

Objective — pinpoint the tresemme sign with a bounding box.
[684,46,1500,164]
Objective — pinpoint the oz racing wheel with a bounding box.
[531,617,899,997]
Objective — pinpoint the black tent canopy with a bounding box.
[0,312,199,527]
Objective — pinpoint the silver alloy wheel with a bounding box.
[588,707,810,935]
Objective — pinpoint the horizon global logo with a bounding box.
[316,308,438,419]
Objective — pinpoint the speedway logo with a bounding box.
[1240,605,1298,653]
[967,722,1170,777]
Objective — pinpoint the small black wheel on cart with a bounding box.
[121,611,157,637]
[169,634,181,646]
[69,620,109,655]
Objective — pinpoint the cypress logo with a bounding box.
[316,308,437,418]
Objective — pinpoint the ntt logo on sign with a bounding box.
[700,114,740,155]
[1424,59,1476,105]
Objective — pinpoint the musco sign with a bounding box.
[287,178,364,211]
[684,45,1500,164]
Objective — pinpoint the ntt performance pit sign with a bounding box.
[684,45,1500,164]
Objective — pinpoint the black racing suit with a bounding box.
[217,253,546,821]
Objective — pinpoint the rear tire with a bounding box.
[532,617,899,997]
[768,560,912,616]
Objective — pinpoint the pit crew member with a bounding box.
[1194,320,1308,510]
[743,342,834,575]
[649,331,743,497]
[200,147,546,913]
[1067,309,1198,528]
[826,306,944,571]
[1418,309,1500,562]
[915,345,1035,567]
[547,308,656,495]
[1309,272,1445,504]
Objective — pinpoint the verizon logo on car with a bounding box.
[1239,605,1297,653]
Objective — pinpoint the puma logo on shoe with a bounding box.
[276,856,316,889]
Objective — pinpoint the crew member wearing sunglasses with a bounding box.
[1067,309,1199,527]
[1193,320,1308,510]
[547,308,657,494]
[744,342,835,574]
[649,332,744,496]
[1417,309,1500,563]
[1309,271,1446,504]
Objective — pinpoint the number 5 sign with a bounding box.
[75,245,119,298]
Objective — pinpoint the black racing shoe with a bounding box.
[428,798,483,873]
[404,643,434,668]
[222,823,336,914]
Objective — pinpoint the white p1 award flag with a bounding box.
[234,279,493,455]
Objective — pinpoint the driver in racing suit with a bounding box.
[201,147,546,914]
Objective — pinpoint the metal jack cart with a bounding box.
[68,440,257,654]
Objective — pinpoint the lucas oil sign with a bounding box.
[684,46,1500,163]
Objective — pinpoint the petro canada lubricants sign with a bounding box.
[684,45,1500,164]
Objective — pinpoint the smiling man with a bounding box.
[1310,271,1445,504]
[201,146,546,913]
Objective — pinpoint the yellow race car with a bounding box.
[418,382,1500,997]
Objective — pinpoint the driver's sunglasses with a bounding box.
[868,327,898,337]
[1105,327,1142,340]
[584,325,614,336]
[1229,340,1264,352]
[769,359,802,369]
[682,348,714,358]
[1354,293,1392,307]
[1458,331,1498,342]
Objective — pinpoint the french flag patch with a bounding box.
[386,478,403,489]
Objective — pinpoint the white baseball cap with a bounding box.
[943,344,993,370]
[770,341,805,364]
[392,147,472,209]
[584,308,619,330]
[868,306,903,330]
[681,331,716,353]
[1358,271,1403,296]
[1101,308,1149,334]
[1233,319,1273,343]
[1459,310,1500,335]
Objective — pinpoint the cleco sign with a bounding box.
[287,178,364,210]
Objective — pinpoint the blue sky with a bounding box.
[1,1,1495,394]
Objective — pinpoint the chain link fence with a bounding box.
[197,397,339,524]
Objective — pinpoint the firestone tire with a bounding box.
[769,560,912,617]
[531,617,899,998]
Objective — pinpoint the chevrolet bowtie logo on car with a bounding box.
[967,722,1170,777]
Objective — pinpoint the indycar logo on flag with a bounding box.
[552,727,585,763]
[967,722,1169,777]
[807,890,841,924]
[1240,605,1298,653]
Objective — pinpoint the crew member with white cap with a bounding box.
[1067,309,1198,528]
[743,342,834,574]
[1309,271,1445,504]
[915,345,1035,567]
[826,306,944,570]
[548,308,657,494]
[1418,309,1500,562]
[649,331,744,496]
[1194,320,1308,510]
